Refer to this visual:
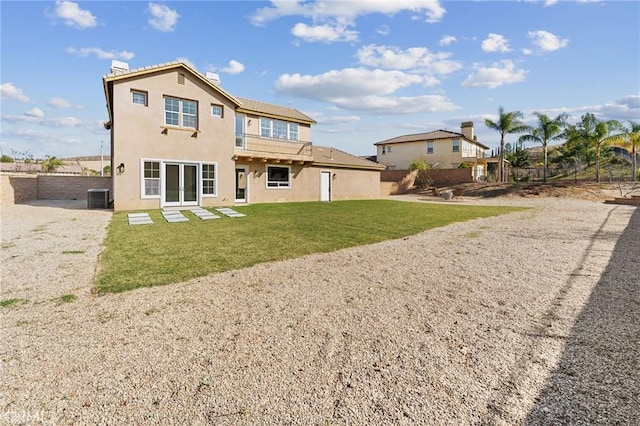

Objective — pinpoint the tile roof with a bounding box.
[375,129,489,150]
[236,97,316,125]
[375,129,464,144]
[103,61,241,106]
[312,146,386,170]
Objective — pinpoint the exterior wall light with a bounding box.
[116,163,125,175]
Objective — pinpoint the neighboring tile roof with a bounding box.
[376,130,464,144]
[312,146,386,170]
[236,97,316,125]
[375,129,489,150]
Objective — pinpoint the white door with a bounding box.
[320,171,331,202]
[164,163,198,207]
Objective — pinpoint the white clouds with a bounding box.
[66,47,135,60]
[251,0,446,25]
[25,108,44,118]
[51,1,97,29]
[356,44,462,75]
[462,60,527,89]
[276,68,424,99]
[291,23,358,43]
[219,60,245,75]
[0,83,31,103]
[148,3,179,32]
[315,115,361,125]
[251,1,445,43]
[527,30,569,52]
[176,57,197,70]
[274,68,457,114]
[2,110,83,128]
[439,35,457,46]
[481,33,511,53]
[48,97,73,109]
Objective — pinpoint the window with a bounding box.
[143,161,160,197]
[382,146,386,154]
[211,104,223,118]
[289,123,298,140]
[387,146,392,153]
[260,118,299,141]
[235,115,245,148]
[202,164,216,195]
[267,166,290,188]
[452,139,460,152]
[164,96,197,128]
[427,141,434,154]
[132,90,147,106]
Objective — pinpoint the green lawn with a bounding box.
[95,200,524,293]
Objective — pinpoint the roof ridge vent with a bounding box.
[110,60,129,75]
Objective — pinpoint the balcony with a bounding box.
[233,133,314,164]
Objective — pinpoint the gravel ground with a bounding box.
[1,196,638,425]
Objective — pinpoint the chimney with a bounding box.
[461,121,474,140]
[110,60,129,75]
[206,72,221,86]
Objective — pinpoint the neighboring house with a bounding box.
[374,122,491,181]
[102,61,384,211]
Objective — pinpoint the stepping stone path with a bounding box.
[191,208,220,220]
[215,207,246,218]
[162,210,189,223]
[128,212,153,225]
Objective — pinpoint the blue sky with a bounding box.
[1,0,639,159]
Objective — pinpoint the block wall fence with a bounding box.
[1,174,112,206]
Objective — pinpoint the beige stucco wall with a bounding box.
[110,68,237,211]
[108,66,380,211]
[236,162,380,204]
[377,139,482,170]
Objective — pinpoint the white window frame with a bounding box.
[211,104,223,118]
[259,118,299,141]
[141,159,161,199]
[266,165,291,189]
[201,162,217,197]
[164,96,198,129]
[452,139,460,152]
[427,141,434,154]
[132,90,148,106]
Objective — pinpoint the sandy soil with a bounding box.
[1,194,638,425]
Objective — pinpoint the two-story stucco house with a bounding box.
[374,122,490,181]
[102,61,384,211]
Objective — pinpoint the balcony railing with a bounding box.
[234,133,313,162]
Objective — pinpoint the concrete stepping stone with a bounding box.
[215,207,246,218]
[191,208,220,220]
[161,210,189,223]
[128,213,153,225]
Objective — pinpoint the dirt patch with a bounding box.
[412,182,639,203]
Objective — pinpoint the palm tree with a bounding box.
[565,113,624,183]
[518,112,569,182]
[41,156,64,173]
[485,107,530,182]
[621,121,640,182]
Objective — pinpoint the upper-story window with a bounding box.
[132,90,148,106]
[452,139,460,152]
[165,96,197,128]
[382,145,392,154]
[211,104,223,118]
[260,118,299,141]
[427,141,434,154]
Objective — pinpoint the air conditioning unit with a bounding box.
[87,189,109,209]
